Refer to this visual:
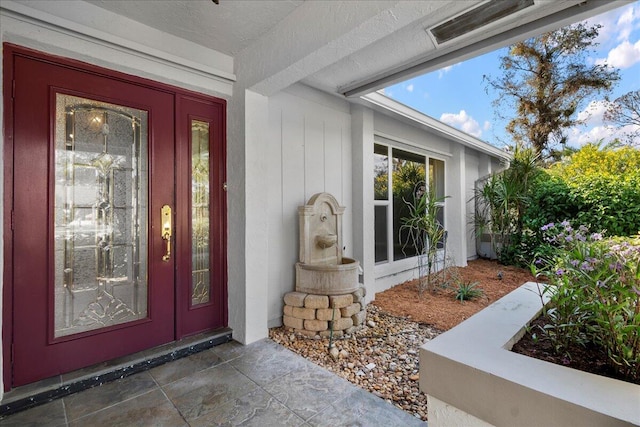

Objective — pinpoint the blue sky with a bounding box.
[382,2,640,149]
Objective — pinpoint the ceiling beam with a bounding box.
[341,0,628,98]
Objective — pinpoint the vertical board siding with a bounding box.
[465,152,480,259]
[267,89,351,325]
[304,114,326,199]
[324,121,343,198]
[340,116,353,256]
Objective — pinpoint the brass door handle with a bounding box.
[161,205,172,262]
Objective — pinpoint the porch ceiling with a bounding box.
[84,0,304,57]
[69,0,628,97]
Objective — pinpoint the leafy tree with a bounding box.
[604,90,640,146]
[485,23,619,156]
[549,142,640,182]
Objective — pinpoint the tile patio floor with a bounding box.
[0,338,426,426]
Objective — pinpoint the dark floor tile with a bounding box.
[189,387,305,427]
[210,338,278,362]
[163,363,258,422]
[68,389,186,427]
[308,387,427,427]
[264,362,355,421]
[230,342,314,386]
[0,399,66,427]
[63,371,157,421]
[149,348,224,386]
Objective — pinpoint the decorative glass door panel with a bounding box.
[54,94,148,338]
[176,96,226,337]
[191,120,211,306]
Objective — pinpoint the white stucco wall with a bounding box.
[266,84,353,327]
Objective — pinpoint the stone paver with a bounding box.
[0,338,427,426]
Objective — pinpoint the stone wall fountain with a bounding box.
[283,193,366,338]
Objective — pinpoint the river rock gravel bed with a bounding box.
[269,304,441,421]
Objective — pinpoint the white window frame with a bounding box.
[373,137,448,278]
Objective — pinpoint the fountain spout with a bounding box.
[316,234,337,249]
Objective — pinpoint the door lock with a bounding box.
[161,205,172,262]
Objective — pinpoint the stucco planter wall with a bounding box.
[420,282,640,427]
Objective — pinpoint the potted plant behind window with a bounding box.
[472,144,539,262]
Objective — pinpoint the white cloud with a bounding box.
[406,84,414,93]
[568,99,640,146]
[596,39,640,68]
[438,65,454,79]
[440,110,483,138]
[483,121,491,131]
[615,3,640,42]
[576,99,611,125]
[582,3,640,45]
[437,62,463,79]
[567,124,638,147]
[585,3,640,68]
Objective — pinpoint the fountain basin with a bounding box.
[295,257,360,295]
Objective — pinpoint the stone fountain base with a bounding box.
[282,286,366,338]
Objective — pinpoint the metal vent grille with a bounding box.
[430,0,535,44]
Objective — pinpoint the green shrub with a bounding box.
[502,146,640,265]
[525,172,579,227]
[572,175,640,236]
[549,143,640,236]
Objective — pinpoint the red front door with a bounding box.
[4,46,226,388]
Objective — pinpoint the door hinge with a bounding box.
[222,182,228,192]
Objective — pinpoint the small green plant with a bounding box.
[453,281,483,303]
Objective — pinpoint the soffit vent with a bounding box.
[430,0,535,45]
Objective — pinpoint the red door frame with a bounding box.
[2,44,228,390]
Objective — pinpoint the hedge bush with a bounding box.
[495,144,640,266]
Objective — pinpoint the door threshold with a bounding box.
[0,328,232,417]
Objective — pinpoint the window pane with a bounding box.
[191,120,211,306]
[54,94,148,338]
[392,148,426,261]
[374,144,389,200]
[374,205,388,263]
[436,207,447,249]
[429,158,445,199]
